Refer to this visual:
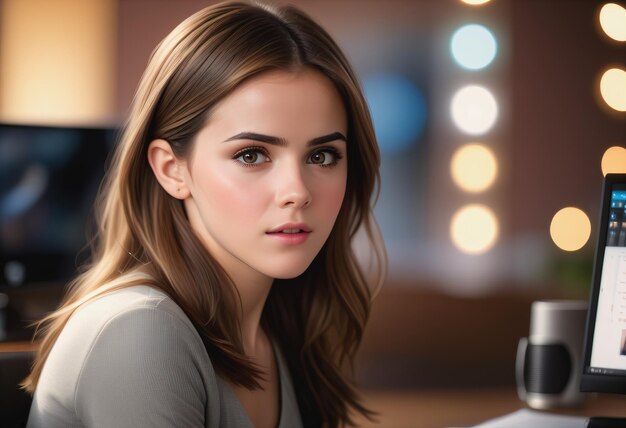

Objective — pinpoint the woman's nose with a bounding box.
[274,163,312,209]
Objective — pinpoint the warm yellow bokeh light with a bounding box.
[451,144,498,193]
[599,3,626,42]
[450,204,499,255]
[601,146,626,175]
[550,207,591,252]
[600,68,626,112]
[460,0,491,5]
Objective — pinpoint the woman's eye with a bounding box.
[234,149,269,165]
[308,149,340,166]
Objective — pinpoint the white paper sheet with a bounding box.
[449,408,587,428]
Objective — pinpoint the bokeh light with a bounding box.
[550,207,591,251]
[450,204,499,254]
[460,0,491,5]
[451,24,497,70]
[451,144,498,193]
[599,3,626,42]
[451,85,498,135]
[600,68,626,112]
[363,74,427,154]
[601,146,626,175]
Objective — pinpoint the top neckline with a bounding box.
[220,339,287,428]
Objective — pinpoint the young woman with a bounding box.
[23,2,385,427]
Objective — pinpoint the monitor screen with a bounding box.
[581,173,626,394]
[0,123,115,288]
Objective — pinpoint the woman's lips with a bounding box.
[266,228,311,245]
[266,223,311,233]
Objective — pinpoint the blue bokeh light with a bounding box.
[363,74,427,154]
[450,24,497,70]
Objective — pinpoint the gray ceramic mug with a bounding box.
[516,300,588,409]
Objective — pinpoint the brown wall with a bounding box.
[509,0,625,237]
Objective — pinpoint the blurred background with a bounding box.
[0,0,624,391]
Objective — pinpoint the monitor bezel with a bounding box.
[580,173,626,394]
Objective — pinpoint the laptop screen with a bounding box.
[581,173,626,393]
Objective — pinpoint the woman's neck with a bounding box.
[230,269,274,356]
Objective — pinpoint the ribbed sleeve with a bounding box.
[74,306,208,427]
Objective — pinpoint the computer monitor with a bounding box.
[0,123,115,289]
[580,173,626,427]
[582,173,626,393]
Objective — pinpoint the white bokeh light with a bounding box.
[460,0,491,4]
[451,85,498,135]
[599,3,626,42]
[450,24,497,70]
[450,204,499,255]
[600,68,626,112]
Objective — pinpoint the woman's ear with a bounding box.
[147,139,191,200]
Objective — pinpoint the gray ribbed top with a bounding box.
[27,285,303,428]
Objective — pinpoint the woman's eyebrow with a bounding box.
[223,132,287,146]
[223,131,347,147]
[309,132,347,146]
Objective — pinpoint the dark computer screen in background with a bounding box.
[581,173,626,395]
[0,123,115,288]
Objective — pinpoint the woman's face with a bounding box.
[180,69,348,285]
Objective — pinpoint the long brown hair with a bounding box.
[23,2,385,426]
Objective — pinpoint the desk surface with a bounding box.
[0,341,37,353]
[356,388,625,428]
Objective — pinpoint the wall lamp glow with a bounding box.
[450,24,497,70]
[451,85,498,135]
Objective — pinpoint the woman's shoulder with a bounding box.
[70,285,191,331]
[58,284,208,371]
[31,285,219,427]
[46,284,213,378]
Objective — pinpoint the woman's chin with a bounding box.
[265,262,314,280]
